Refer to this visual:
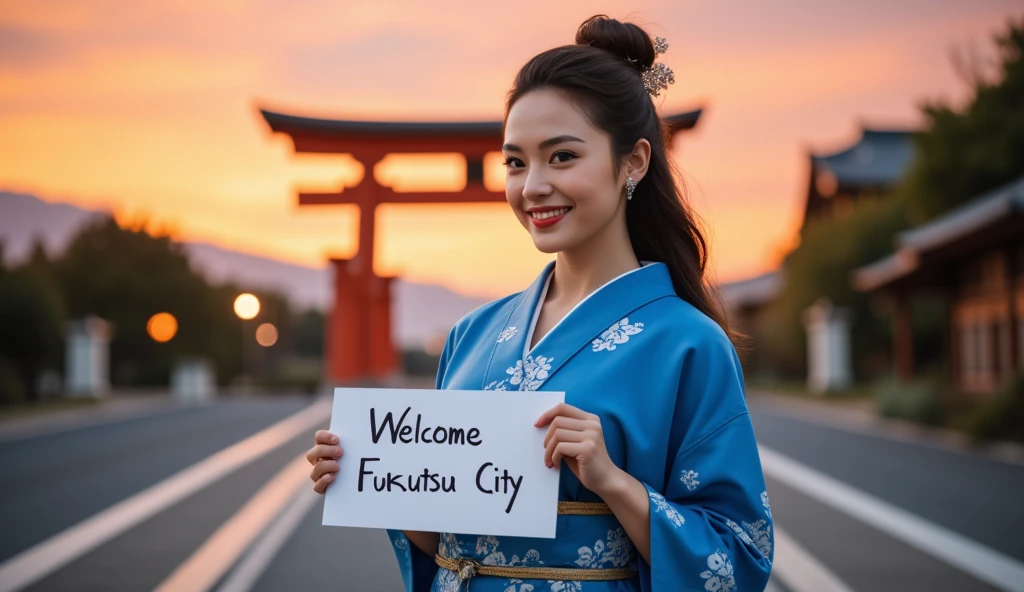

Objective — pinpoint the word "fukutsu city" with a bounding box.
[355,407,526,513]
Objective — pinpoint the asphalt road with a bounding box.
[0,393,1019,592]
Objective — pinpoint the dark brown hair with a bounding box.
[504,15,738,346]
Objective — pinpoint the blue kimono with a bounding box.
[388,261,774,591]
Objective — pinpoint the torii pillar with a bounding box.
[260,107,702,384]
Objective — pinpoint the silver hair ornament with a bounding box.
[642,36,675,97]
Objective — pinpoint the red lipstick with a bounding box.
[527,206,572,228]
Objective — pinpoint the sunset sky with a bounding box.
[0,0,1019,298]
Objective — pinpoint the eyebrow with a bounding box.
[502,135,586,152]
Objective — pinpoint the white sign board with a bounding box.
[322,388,564,538]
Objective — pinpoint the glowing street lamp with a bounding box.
[147,312,178,343]
[234,293,260,320]
[234,293,261,383]
[255,323,278,347]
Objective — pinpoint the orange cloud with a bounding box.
[0,0,1018,300]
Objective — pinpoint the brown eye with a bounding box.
[503,157,524,169]
[551,151,576,164]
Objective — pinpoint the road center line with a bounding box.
[215,482,321,592]
[154,454,310,592]
[0,400,330,592]
[772,523,854,592]
[760,445,1024,592]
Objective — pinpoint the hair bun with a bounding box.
[575,15,656,72]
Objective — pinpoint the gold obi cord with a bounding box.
[434,501,638,583]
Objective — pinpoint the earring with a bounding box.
[625,177,637,201]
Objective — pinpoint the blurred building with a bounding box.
[854,175,1024,395]
[718,271,782,375]
[802,128,914,229]
[719,126,914,373]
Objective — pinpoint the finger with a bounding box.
[311,444,343,462]
[312,472,334,494]
[552,441,590,468]
[310,459,339,482]
[315,430,339,445]
[535,403,589,427]
[542,417,589,448]
[544,428,585,467]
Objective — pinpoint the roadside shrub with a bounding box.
[967,373,1024,443]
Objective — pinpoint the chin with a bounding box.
[529,233,577,254]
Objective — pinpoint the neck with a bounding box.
[549,214,639,306]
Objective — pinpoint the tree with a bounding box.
[52,217,244,386]
[902,16,1024,223]
[760,198,909,379]
[0,253,65,402]
[292,309,325,358]
[759,16,1024,383]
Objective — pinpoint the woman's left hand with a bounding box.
[536,403,622,496]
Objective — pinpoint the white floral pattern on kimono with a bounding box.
[575,528,636,569]
[498,326,518,343]
[500,355,553,391]
[439,533,464,558]
[681,470,700,491]
[745,519,772,558]
[726,518,772,559]
[761,491,772,519]
[476,535,544,568]
[435,568,462,592]
[700,550,736,592]
[649,490,685,527]
[591,318,644,352]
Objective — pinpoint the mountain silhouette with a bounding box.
[0,191,489,348]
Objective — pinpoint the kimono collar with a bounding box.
[482,260,676,391]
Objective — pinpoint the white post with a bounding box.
[65,316,111,398]
[802,299,853,394]
[171,358,216,404]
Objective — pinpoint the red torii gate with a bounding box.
[261,107,702,384]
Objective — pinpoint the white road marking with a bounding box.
[760,445,1024,592]
[154,454,310,592]
[0,400,330,592]
[215,482,321,592]
[772,523,855,592]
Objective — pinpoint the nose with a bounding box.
[522,168,552,202]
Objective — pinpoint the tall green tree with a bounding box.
[760,198,910,379]
[53,217,242,386]
[902,16,1024,223]
[0,241,65,402]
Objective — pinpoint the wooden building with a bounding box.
[802,128,913,229]
[719,126,914,363]
[853,176,1024,394]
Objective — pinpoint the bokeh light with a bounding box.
[255,323,278,347]
[147,312,178,343]
[233,293,260,320]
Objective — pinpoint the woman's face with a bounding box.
[503,89,626,255]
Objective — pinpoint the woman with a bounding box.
[307,15,774,592]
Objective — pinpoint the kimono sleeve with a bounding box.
[384,325,457,591]
[640,334,774,591]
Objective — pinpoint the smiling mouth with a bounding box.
[530,207,572,220]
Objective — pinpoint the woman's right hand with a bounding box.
[307,430,343,494]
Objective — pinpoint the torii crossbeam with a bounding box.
[261,107,702,383]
